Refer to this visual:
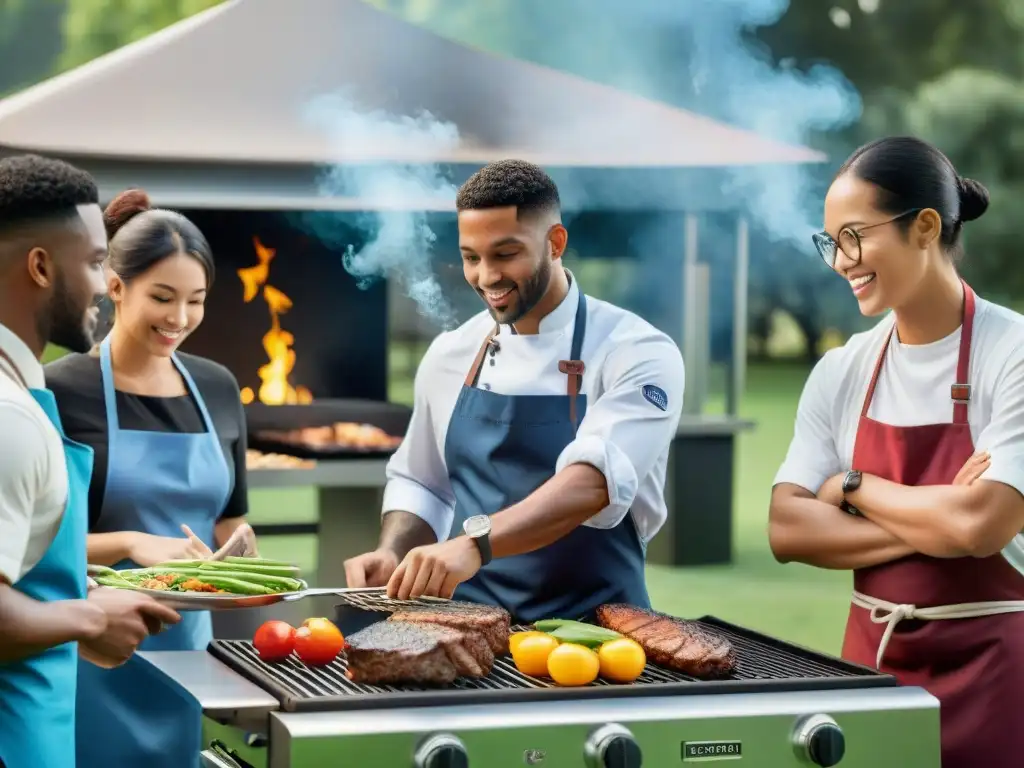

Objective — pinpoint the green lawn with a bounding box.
[249,360,852,656]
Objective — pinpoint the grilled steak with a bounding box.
[388,617,495,678]
[389,602,511,655]
[596,604,737,678]
[345,622,457,686]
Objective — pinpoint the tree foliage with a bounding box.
[60,0,222,70]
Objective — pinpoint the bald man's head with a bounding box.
[0,154,108,353]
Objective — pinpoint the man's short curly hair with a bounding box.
[456,159,560,218]
[0,153,99,233]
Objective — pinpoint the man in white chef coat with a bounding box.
[0,154,180,768]
[345,159,686,622]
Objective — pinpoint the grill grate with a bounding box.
[208,599,896,713]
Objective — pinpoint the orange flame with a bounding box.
[238,237,313,406]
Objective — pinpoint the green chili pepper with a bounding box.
[532,619,623,648]
[533,619,574,633]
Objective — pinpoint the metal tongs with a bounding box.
[281,586,387,601]
[282,586,451,604]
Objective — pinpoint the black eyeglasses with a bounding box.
[811,209,922,268]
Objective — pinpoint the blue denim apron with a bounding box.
[445,288,649,623]
[75,337,231,768]
[0,385,92,768]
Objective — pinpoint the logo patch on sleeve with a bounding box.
[642,384,668,411]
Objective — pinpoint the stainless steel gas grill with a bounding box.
[206,616,896,712]
[139,593,942,768]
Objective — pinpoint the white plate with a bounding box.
[90,566,311,611]
[93,573,400,611]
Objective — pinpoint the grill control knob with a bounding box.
[585,723,643,768]
[413,733,469,768]
[792,714,846,766]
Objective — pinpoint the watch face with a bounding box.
[464,515,491,537]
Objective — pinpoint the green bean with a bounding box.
[136,567,301,593]
[197,562,300,577]
[154,559,300,577]
[179,575,272,595]
[93,574,140,589]
[223,556,294,567]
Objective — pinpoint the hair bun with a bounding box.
[104,188,152,239]
[957,177,990,223]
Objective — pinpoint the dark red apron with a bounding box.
[842,282,1024,767]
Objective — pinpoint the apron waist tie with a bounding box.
[851,590,1024,669]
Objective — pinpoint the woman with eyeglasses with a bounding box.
[769,136,1024,768]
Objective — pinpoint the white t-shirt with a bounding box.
[0,324,69,584]
[383,277,686,544]
[774,295,1024,575]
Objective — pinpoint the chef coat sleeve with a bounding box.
[0,404,49,583]
[976,347,1024,495]
[381,338,457,543]
[555,333,685,530]
[772,350,842,494]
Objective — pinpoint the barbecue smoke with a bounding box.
[300,93,459,329]
[422,0,859,246]
[388,0,864,339]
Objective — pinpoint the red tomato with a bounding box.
[253,620,296,663]
[293,621,345,666]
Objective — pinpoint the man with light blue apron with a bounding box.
[0,352,95,768]
[345,160,686,622]
[75,336,232,768]
[0,153,179,768]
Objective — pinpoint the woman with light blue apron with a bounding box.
[0,356,92,768]
[43,189,254,768]
[72,335,231,768]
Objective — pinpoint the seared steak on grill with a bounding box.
[389,602,511,655]
[596,604,736,678]
[390,618,495,678]
[345,622,457,685]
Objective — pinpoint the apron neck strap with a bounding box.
[558,288,588,427]
[0,346,29,391]
[860,279,977,424]
[462,286,590,427]
[464,326,500,388]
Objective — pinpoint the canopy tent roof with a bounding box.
[0,0,825,172]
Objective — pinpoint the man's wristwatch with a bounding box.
[463,515,493,566]
[840,470,863,516]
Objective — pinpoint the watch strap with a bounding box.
[471,533,492,566]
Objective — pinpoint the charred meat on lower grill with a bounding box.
[388,602,511,655]
[391,618,495,678]
[346,616,498,685]
[596,604,737,678]
[345,622,459,685]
